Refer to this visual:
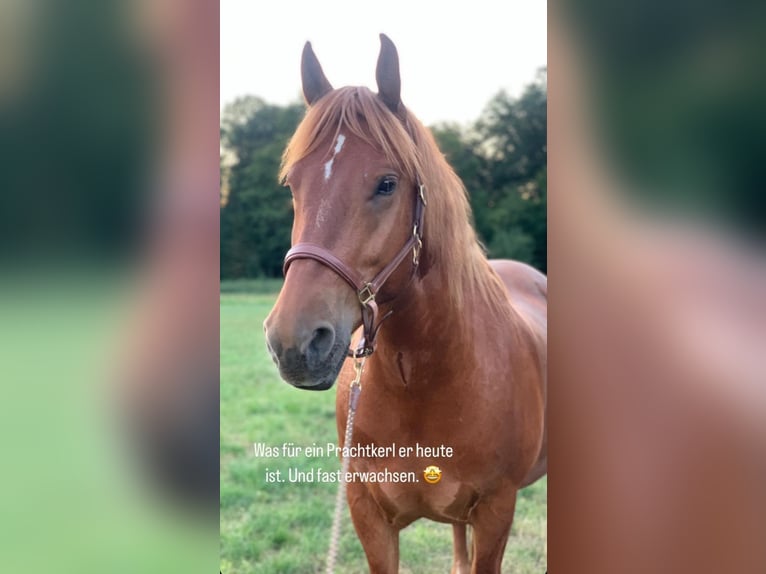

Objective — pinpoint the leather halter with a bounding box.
[283,182,426,358]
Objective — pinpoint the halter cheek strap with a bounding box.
[283,182,426,358]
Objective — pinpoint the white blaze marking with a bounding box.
[323,133,346,181]
[333,133,346,155]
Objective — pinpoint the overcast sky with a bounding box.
[221,1,547,126]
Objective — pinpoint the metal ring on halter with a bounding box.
[357,283,375,306]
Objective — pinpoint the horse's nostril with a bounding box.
[307,325,336,362]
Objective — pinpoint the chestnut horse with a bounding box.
[264,35,547,574]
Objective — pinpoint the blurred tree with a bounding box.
[0,0,154,263]
[433,70,547,272]
[570,1,765,233]
[220,97,303,278]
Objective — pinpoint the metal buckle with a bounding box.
[351,346,373,359]
[412,224,423,265]
[351,355,366,389]
[419,183,427,205]
[358,283,375,305]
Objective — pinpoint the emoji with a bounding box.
[423,465,442,484]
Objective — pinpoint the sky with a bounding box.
[221,1,547,126]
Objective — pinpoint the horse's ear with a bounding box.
[376,34,401,114]
[301,41,333,106]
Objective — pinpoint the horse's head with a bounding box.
[264,35,425,390]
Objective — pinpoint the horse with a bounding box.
[263,34,547,574]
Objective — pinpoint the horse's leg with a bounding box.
[469,490,518,574]
[347,481,399,573]
[451,523,471,574]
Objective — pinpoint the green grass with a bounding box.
[220,280,547,573]
[221,278,285,295]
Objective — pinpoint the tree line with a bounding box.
[220,70,546,278]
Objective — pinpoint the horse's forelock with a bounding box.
[280,87,420,183]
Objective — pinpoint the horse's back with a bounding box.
[490,259,547,330]
[490,259,547,486]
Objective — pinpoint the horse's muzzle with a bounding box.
[264,319,350,391]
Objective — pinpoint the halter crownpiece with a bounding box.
[283,179,426,358]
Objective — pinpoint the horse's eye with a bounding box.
[376,177,397,196]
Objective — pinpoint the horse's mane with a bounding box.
[280,86,510,312]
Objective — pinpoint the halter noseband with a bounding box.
[283,182,426,358]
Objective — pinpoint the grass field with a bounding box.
[220,280,547,573]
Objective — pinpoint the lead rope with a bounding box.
[324,354,366,574]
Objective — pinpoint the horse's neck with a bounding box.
[371,255,510,384]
